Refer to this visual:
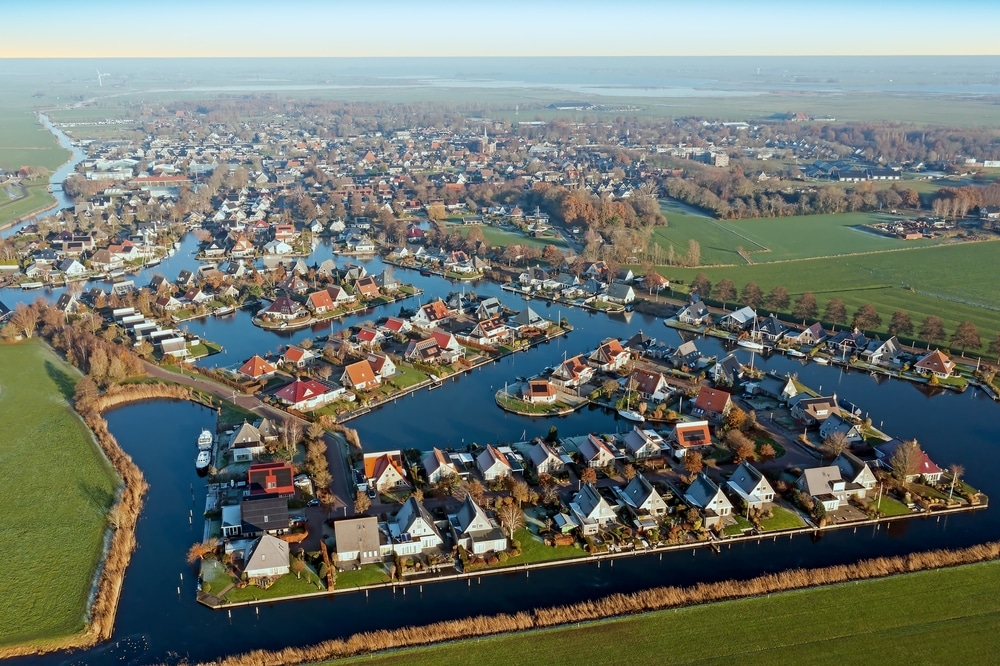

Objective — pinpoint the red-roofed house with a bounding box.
[589,338,630,372]
[238,355,277,380]
[283,346,316,369]
[628,368,671,402]
[411,299,451,328]
[551,355,594,389]
[275,379,335,411]
[307,289,335,314]
[522,380,558,404]
[354,275,381,299]
[381,316,412,336]
[364,451,411,493]
[431,330,462,352]
[914,350,956,379]
[262,296,306,320]
[692,387,733,424]
[247,462,295,497]
[670,420,713,460]
[355,327,385,349]
[366,352,396,379]
[341,359,381,391]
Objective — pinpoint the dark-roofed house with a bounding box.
[692,387,733,424]
[522,379,558,404]
[819,413,864,445]
[509,306,547,330]
[230,421,264,462]
[862,336,903,366]
[0,299,11,322]
[247,462,295,497]
[789,321,827,346]
[334,516,383,565]
[711,353,745,386]
[387,497,443,556]
[622,425,665,460]
[833,452,878,492]
[726,461,776,509]
[477,445,513,481]
[568,483,618,535]
[240,495,290,537]
[758,315,788,344]
[528,440,565,475]
[755,374,798,402]
[422,447,459,484]
[628,368,671,402]
[450,496,508,555]
[790,394,840,427]
[579,434,617,468]
[617,474,667,529]
[672,340,702,369]
[676,297,711,326]
[684,473,733,528]
[795,462,871,512]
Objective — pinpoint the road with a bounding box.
[143,362,353,514]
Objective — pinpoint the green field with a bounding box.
[661,240,1000,342]
[325,560,1000,666]
[455,224,567,251]
[654,203,948,266]
[0,340,119,649]
[0,110,69,172]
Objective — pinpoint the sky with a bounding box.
[3,0,999,58]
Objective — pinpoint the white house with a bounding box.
[387,497,443,556]
[450,496,508,555]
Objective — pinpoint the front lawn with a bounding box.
[723,515,754,536]
[758,506,806,531]
[870,496,911,517]
[336,564,392,589]
[223,569,324,603]
[504,528,585,566]
[389,364,430,389]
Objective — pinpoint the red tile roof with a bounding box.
[238,355,276,379]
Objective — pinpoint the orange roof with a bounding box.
[364,452,406,481]
[344,359,377,387]
[275,379,330,404]
[238,355,276,379]
[675,421,712,449]
[528,380,557,397]
[694,387,731,414]
[915,349,955,374]
[285,346,307,362]
[421,300,450,321]
[308,290,334,310]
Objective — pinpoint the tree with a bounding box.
[580,467,597,485]
[919,315,946,344]
[354,489,371,514]
[495,498,524,537]
[686,239,701,267]
[73,375,99,411]
[684,451,704,475]
[9,303,39,338]
[852,303,882,330]
[824,298,847,325]
[793,292,818,321]
[725,430,756,463]
[888,310,914,337]
[541,244,564,266]
[291,556,306,580]
[690,272,712,299]
[714,278,736,308]
[766,285,790,311]
[741,282,763,309]
[186,538,219,564]
[821,431,848,459]
[426,202,447,222]
[990,333,1000,357]
[622,463,637,481]
[467,479,485,505]
[758,443,777,460]
[890,439,922,482]
[948,463,965,502]
[950,320,981,355]
[723,405,746,432]
[601,378,620,398]
[511,480,530,507]
[307,421,325,442]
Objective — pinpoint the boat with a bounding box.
[617,408,646,423]
[813,356,830,365]
[195,450,211,471]
[212,305,235,317]
[786,349,807,358]
[146,258,161,267]
[196,428,214,450]
[737,339,765,351]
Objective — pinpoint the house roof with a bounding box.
[684,473,729,511]
[526,380,557,398]
[240,495,289,534]
[418,299,451,322]
[728,460,774,498]
[674,420,712,449]
[394,496,442,539]
[798,466,846,499]
[243,534,289,575]
[247,462,295,495]
[275,379,330,404]
[308,289,334,310]
[423,447,457,477]
[694,387,731,414]
[477,444,512,473]
[343,359,377,387]
[510,306,545,328]
[629,369,668,397]
[265,296,301,315]
[231,421,262,446]
[579,434,615,463]
[528,441,561,468]
[333,516,381,555]
[453,495,497,537]
[364,451,407,484]
[284,346,310,363]
[915,349,955,375]
[572,482,614,520]
[620,473,662,511]
[383,316,408,333]
[238,355,276,378]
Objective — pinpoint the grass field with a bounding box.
[654,203,948,266]
[0,181,55,227]
[0,340,119,649]
[660,240,1000,342]
[455,224,567,250]
[326,560,1000,665]
[0,110,69,172]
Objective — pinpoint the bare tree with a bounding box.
[890,439,922,483]
[495,499,524,537]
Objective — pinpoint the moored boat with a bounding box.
[196,428,214,449]
[813,356,830,365]
[737,339,764,351]
[195,449,211,471]
[212,305,235,317]
[617,408,645,422]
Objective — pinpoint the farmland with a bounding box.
[0,340,119,650]
[0,110,69,173]
[328,560,1000,666]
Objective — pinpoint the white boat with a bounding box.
[195,450,212,471]
[212,305,235,317]
[786,349,807,358]
[737,339,765,351]
[617,408,646,422]
[813,356,830,365]
[196,429,214,449]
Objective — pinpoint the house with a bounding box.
[55,292,80,315]
[508,306,547,331]
[873,440,943,483]
[624,330,657,356]
[683,473,733,528]
[790,394,840,427]
[387,497,443,555]
[254,418,281,444]
[677,294,712,326]
[154,294,184,313]
[239,495,290,536]
[411,299,451,328]
[758,315,788,344]
[617,473,668,526]
[819,413,865,444]
[450,495,508,555]
[568,483,619,535]
[261,296,306,320]
[354,275,381,299]
[475,297,504,321]
[522,380,558,404]
[422,447,459,485]
[711,353,746,386]
[628,369,671,402]
[221,504,243,538]
[58,258,87,278]
[366,352,396,379]
[468,317,510,345]
[789,321,827,346]
[381,316,412,336]
[826,329,869,357]
[404,338,444,364]
[528,440,566,475]
[796,464,869,512]
[672,340,702,369]
[670,420,713,460]
[691,387,733,424]
[604,282,636,304]
[355,327,385,349]
[550,355,594,389]
[274,379,336,411]
[914,349,955,379]
[341,359,381,391]
[578,434,617,468]
[589,338,630,372]
[477,444,513,481]
[726,461,776,509]
[230,421,265,462]
[719,306,757,332]
[833,451,878,493]
[283,346,317,369]
[364,450,411,493]
[238,355,277,381]
[325,285,357,306]
[306,289,336,314]
[247,462,295,497]
[622,426,665,460]
[242,534,290,580]
[333,516,383,565]
[755,374,798,402]
[862,336,903,366]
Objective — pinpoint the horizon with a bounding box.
[4,1,999,58]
